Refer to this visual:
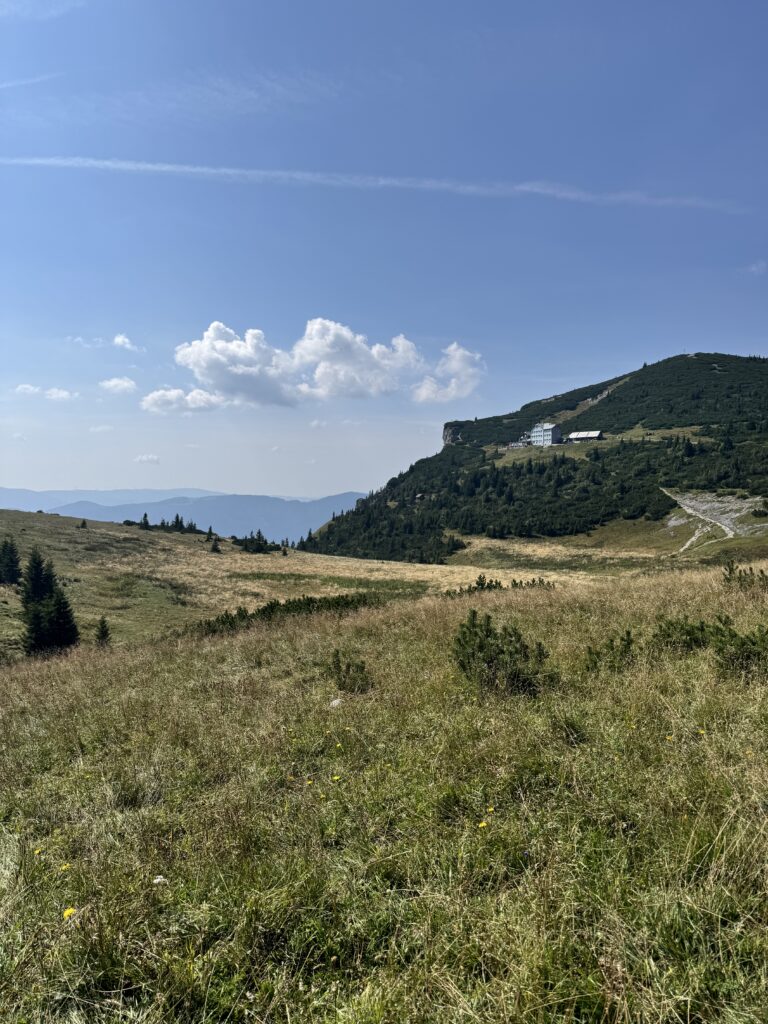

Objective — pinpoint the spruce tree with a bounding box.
[45,589,80,651]
[21,549,55,609]
[24,604,49,656]
[139,513,150,530]
[95,616,111,647]
[0,537,21,585]
[210,536,221,553]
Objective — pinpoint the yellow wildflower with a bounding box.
[478,821,488,829]
[34,848,43,856]
[332,775,341,782]
[665,735,673,742]
[486,806,495,814]
[59,863,71,872]
[306,780,313,786]
[62,907,76,920]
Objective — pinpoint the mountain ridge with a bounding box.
[51,492,365,543]
[301,352,768,562]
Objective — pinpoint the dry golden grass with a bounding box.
[1,563,768,1019]
[0,510,572,648]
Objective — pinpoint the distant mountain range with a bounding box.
[0,487,221,511]
[0,488,365,543]
[54,493,364,543]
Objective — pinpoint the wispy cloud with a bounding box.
[0,0,85,18]
[134,453,160,464]
[744,259,767,277]
[0,155,740,213]
[0,72,62,91]
[113,332,142,352]
[3,72,337,127]
[15,382,78,400]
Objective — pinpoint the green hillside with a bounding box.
[305,353,768,562]
[445,353,768,447]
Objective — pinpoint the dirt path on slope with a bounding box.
[661,488,766,552]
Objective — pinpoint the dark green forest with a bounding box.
[304,354,768,563]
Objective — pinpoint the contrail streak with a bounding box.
[0,155,742,212]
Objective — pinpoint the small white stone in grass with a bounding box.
[152,875,168,885]
[329,698,343,708]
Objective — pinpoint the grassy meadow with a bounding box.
[1,507,768,1020]
[0,510,524,651]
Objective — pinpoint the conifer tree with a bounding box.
[210,536,221,553]
[23,604,48,656]
[95,616,111,647]
[139,513,150,530]
[45,589,80,650]
[21,549,79,655]
[0,537,21,585]
[206,525,213,541]
[21,549,55,609]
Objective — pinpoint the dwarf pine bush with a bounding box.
[585,628,636,673]
[722,560,768,591]
[453,608,552,696]
[327,648,373,693]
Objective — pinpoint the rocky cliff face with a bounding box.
[442,422,462,446]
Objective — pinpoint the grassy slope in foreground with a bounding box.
[0,508,545,650]
[2,566,768,1020]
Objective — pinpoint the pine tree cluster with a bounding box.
[20,547,79,656]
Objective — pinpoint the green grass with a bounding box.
[227,570,429,596]
[2,563,768,1020]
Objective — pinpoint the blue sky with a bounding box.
[1,0,766,495]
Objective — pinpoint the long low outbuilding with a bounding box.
[568,430,604,442]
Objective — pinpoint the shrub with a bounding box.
[326,649,373,693]
[585,629,636,673]
[649,615,723,653]
[722,560,768,591]
[709,621,768,678]
[445,574,554,597]
[453,609,552,697]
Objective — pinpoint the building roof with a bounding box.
[569,430,603,439]
[534,422,558,430]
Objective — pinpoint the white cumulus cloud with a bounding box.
[140,387,225,413]
[134,453,160,464]
[114,332,142,352]
[142,318,481,412]
[45,387,77,400]
[99,375,136,394]
[412,342,485,403]
[15,383,40,394]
